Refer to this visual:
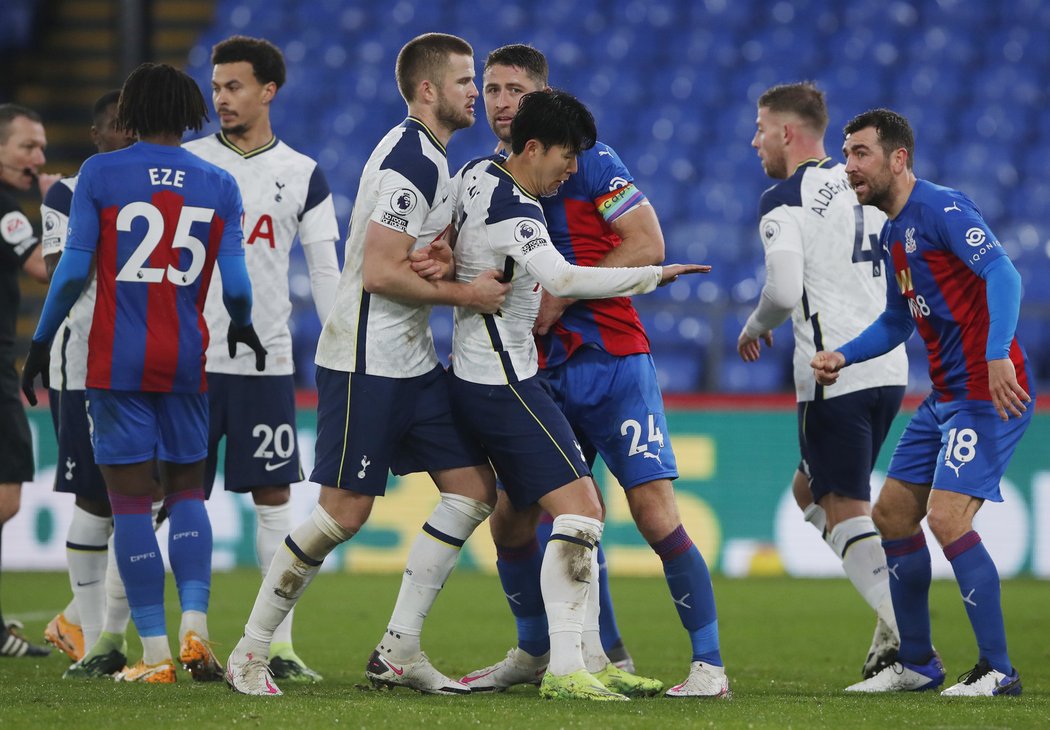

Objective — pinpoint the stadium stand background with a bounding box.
[6,0,1050,395]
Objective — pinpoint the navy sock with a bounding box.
[110,491,166,638]
[165,488,212,614]
[883,532,934,665]
[945,531,1012,674]
[652,525,721,665]
[496,538,549,656]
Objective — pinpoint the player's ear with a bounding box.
[261,81,277,104]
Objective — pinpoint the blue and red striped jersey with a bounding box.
[66,141,244,393]
[536,142,651,368]
[883,179,1029,401]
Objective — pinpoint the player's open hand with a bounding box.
[811,350,845,386]
[533,290,575,336]
[228,323,268,372]
[987,357,1031,420]
[465,269,511,313]
[737,329,773,362]
[658,263,712,286]
[410,226,455,281]
[20,340,50,406]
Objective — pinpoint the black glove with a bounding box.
[20,340,51,406]
[228,323,267,372]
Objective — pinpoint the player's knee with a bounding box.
[924,508,968,547]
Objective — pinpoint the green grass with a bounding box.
[1,571,1047,728]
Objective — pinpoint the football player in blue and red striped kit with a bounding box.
[21,63,266,683]
[814,108,1032,697]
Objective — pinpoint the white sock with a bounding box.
[141,635,171,665]
[65,506,112,651]
[179,610,208,642]
[255,502,295,648]
[581,545,608,673]
[380,494,492,662]
[242,505,354,655]
[827,515,898,634]
[542,514,603,676]
[802,503,827,537]
[102,532,131,636]
[63,599,80,625]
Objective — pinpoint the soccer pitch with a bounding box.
[1,571,1046,728]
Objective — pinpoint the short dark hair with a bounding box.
[93,90,122,121]
[844,108,915,170]
[116,63,209,137]
[395,32,473,103]
[212,35,286,89]
[757,82,828,135]
[0,103,42,144]
[484,44,548,87]
[509,89,596,156]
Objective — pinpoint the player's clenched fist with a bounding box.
[810,350,846,386]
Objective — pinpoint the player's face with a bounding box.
[212,61,272,137]
[752,106,788,180]
[843,126,894,210]
[483,64,545,145]
[0,115,47,191]
[534,143,578,196]
[434,53,478,133]
[91,103,134,154]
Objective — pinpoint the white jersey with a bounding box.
[315,117,454,378]
[183,133,339,376]
[42,176,95,390]
[755,159,908,401]
[452,160,660,385]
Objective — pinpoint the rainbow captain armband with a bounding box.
[595,183,645,224]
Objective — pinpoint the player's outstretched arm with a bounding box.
[659,263,711,285]
[811,350,846,386]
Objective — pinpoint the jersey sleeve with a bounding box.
[930,192,1006,277]
[217,172,246,257]
[298,165,339,245]
[40,179,74,258]
[65,164,101,254]
[586,144,647,225]
[0,209,37,266]
[369,167,435,240]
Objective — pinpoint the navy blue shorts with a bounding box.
[311,365,486,495]
[48,388,107,500]
[86,389,208,465]
[798,385,905,503]
[449,372,591,510]
[542,349,678,489]
[887,394,1033,502]
[204,372,302,496]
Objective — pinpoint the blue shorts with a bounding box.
[86,389,208,466]
[798,385,905,503]
[49,388,107,500]
[540,349,677,489]
[450,372,591,510]
[886,394,1034,502]
[204,373,302,496]
[311,365,486,495]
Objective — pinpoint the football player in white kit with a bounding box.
[40,91,146,678]
[738,82,908,680]
[224,33,510,697]
[449,89,709,700]
[183,36,341,683]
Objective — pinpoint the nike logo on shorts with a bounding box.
[264,460,292,472]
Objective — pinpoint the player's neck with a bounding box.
[885,174,918,220]
[221,120,274,155]
[408,107,452,147]
[501,155,541,197]
[139,133,183,147]
[786,145,827,174]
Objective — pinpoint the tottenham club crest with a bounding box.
[390,188,418,216]
[514,219,538,243]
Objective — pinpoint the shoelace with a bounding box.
[958,661,992,685]
[241,657,276,686]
